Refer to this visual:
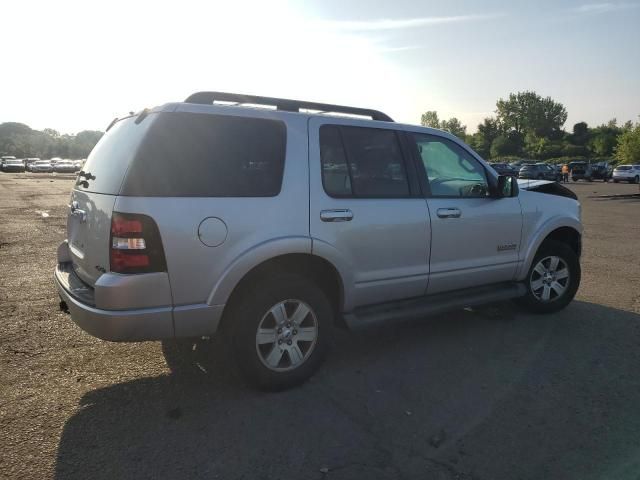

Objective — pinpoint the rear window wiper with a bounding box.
[78,171,95,180]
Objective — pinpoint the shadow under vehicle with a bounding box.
[55,301,640,480]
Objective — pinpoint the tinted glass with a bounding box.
[121,113,286,197]
[412,133,488,197]
[76,115,154,194]
[320,126,352,196]
[340,126,409,197]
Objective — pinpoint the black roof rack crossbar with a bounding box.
[184,91,393,122]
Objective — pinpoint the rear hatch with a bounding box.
[518,165,536,177]
[68,114,156,286]
[570,162,587,174]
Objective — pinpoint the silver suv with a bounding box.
[55,92,583,390]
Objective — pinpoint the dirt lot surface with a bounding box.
[1,174,639,480]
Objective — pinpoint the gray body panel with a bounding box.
[425,196,523,294]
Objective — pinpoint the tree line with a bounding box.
[0,122,103,160]
[2,93,639,165]
[422,91,640,165]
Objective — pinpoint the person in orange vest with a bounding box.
[561,164,569,183]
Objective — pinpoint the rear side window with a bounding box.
[121,113,286,197]
[319,125,410,197]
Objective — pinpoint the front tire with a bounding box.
[230,274,332,390]
[517,240,580,314]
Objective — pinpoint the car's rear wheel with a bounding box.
[634,176,640,184]
[517,240,580,314]
[230,274,332,390]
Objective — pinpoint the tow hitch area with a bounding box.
[59,300,69,314]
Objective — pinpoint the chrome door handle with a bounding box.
[436,208,461,219]
[320,209,354,222]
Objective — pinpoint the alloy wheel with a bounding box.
[255,299,318,371]
[530,256,570,302]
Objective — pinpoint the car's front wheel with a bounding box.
[230,274,332,390]
[517,240,580,314]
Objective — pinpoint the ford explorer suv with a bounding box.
[612,165,640,183]
[55,92,583,390]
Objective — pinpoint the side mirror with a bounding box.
[493,175,518,198]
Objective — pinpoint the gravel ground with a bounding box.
[1,174,639,480]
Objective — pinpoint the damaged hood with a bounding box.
[517,179,577,200]
[517,179,555,190]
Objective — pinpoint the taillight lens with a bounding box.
[110,212,166,274]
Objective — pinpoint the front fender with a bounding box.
[206,236,312,306]
[517,215,582,281]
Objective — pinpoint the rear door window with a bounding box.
[120,113,286,197]
[319,125,410,197]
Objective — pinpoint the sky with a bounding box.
[2,0,639,134]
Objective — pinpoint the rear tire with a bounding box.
[635,176,640,184]
[517,240,580,314]
[229,274,332,391]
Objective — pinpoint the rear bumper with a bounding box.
[55,262,174,341]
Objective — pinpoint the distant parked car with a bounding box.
[53,160,77,173]
[612,165,640,184]
[518,163,558,181]
[2,158,26,173]
[569,161,593,182]
[591,162,613,182]
[489,162,518,176]
[24,158,40,172]
[1,156,17,171]
[31,160,54,173]
[50,157,62,166]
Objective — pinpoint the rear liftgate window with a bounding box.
[120,113,287,197]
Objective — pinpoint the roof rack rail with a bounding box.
[184,91,394,122]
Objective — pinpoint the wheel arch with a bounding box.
[518,221,582,281]
[218,253,346,332]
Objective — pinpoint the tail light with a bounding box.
[110,212,167,274]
